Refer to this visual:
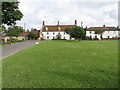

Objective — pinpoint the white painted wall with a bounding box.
[42,32,71,40]
[86,31,119,39]
[42,31,119,40]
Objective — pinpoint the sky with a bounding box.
[16,0,119,30]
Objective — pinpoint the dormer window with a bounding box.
[45,27,48,31]
[58,27,61,31]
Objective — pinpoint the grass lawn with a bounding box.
[2,40,118,88]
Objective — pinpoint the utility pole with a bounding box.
[24,23,26,40]
[81,22,83,28]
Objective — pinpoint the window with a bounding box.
[64,32,65,35]
[47,36,49,39]
[108,36,109,38]
[64,37,65,39]
[95,36,97,38]
[58,27,61,31]
[47,32,49,35]
[90,31,92,34]
[53,32,55,35]
[45,27,48,31]
[53,37,55,39]
[58,32,60,34]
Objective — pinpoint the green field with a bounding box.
[2,40,118,88]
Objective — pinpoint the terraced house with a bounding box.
[41,20,119,40]
[42,20,77,40]
[86,26,119,40]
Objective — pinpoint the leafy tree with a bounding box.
[2,2,23,25]
[6,26,25,37]
[65,26,86,41]
[27,32,36,40]
[0,2,2,25]
[94,30,105,39]
[0,25,6,35]
[27,29,29,32]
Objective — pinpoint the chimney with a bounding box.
[103,25,105,27]
[43,21,45,26]
[75,20,77,26]
[57,21,59,25]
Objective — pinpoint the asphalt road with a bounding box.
[0,40,40,60]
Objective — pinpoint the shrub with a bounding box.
[22,38,25,41]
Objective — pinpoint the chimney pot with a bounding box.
[43,21,45,26]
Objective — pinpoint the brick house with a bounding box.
[19,30,41,40]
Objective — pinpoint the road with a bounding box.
[0,40,40,60]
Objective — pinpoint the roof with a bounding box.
[86,27,118,31]
[18,32,29,37]
[42,25,76,32]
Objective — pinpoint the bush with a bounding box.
[22,38,25,41]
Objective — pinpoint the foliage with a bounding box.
[2,2,23,25]
[94,30,105,35]
[2,40,118,88]
[57,34,61,39]
[65,26,86,41]
[27,32,36,40]
[0,25,6,35]
[6,26,25,37]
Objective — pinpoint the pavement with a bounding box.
[0,40,40,60]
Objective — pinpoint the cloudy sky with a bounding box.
[16,0,119,30]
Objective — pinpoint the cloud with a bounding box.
[16,0,118,30]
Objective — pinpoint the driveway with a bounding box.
[0,40,40,60]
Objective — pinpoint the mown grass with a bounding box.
[2,40,118,88]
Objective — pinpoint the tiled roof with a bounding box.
[18,32,29,37]
[86,27,118,31]
[42,25,76,32]
[31,30,40,35]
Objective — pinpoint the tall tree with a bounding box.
[65,26,86,41]
[2,2,23,25]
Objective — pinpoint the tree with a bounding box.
[27,29,29,32]
[2,2,23,25]
[94,30,105,40]
[27,32,36,40]
[6,26,25,37]
[0,25,6,35]
[65,26,86,41]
